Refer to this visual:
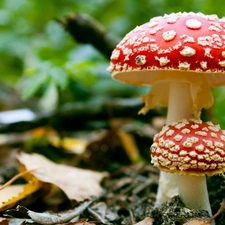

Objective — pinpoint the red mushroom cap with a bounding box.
[108,12,225,86]
[151,119,225,176]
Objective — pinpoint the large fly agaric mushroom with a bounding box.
[108,12,225,204]
[151,118,225,217]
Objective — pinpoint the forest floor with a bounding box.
[0,115,225,225]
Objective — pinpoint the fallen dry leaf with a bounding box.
[0,217,8,225]
[25,198,95,224]
[67,218,96,225]
[183,218,210,225]
[17,152,108,201]
[134,217,154,225]
[116,129,142,163]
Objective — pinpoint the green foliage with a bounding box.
[212,87,225,128]
[1,0,225,116]
[21,62,68,100]
[65,61,97,87]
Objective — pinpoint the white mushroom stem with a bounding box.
[178,175,212,216]
[166,81,193,124]
[155,81,193,205]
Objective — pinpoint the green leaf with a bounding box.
[21,68,48,100]
[49,67,68,90]
[65,61,97,87]
[39,81,58,112]
[21,62,69,100]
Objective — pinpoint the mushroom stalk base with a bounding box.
[178,175,212,216]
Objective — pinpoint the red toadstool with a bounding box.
[108,12,225,204]
[151,118,225,216]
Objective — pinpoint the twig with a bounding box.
[59,13,120,58]
[129,208,136,225]
[207,199,225,223]
[184,199,225,225]
[0,168,38,191]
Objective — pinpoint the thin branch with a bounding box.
[0,169,38,191]
[58,13,120,58]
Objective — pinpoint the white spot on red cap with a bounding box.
[148,21,158,28]
[155,56,170,66]
[219,60,225,67]
[195,144,204,151]
[183,140,193,148]
[162,30,176,41]
[189,151,197,157]
[191,124,199,129]
[149,26,163,35]
[200,61,207,69]
[166,16,179,24]
[208,22,222,32]
[127,36,137,45]
[166,129,175,136]
[180,34,195,43]
[211,132,218,138]
[178,62,191,70]
[174,134,183,141]
[180,150,187,156]
[204,48,213,58]
[180,46,196,57]
[111,50,120,60]
[215,141,224,148]
[149,44,159,52]
[135,55,147,65]
[173,41,182,50]
[221,135,225,142]
[195,131,207,136]
[198,36,213,46]
[186,18,202,29]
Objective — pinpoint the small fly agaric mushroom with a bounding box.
[108,12,225,204]
[151,118,225,217]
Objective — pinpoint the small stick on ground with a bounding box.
[0,168,38,191]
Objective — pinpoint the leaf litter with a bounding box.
[0,119,225,224]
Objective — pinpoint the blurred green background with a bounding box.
[1,0,225,126]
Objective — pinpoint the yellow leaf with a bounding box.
[116,129,143,163]
[0,176,41,211]
[50,136,87,154]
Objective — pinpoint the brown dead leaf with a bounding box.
[0,217,8,225]
[183,218,210,225]
[134,217,154,225]
[25,197,95,224]
[17,152,108,201]
[67,218,96,225]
